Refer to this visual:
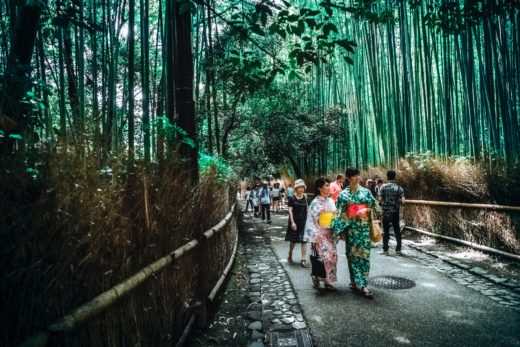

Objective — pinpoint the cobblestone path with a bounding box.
[242,211,313,347]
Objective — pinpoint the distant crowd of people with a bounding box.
[242,168,405,299]
[243,181,294,224]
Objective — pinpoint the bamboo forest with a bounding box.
[1,0,520,346]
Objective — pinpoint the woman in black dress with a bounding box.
[285,179,309,267]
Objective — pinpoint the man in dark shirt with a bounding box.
[378,170,405,255]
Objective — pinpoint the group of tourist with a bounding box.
[284,168,405,299]
[244,181,294,223]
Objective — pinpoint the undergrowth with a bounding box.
[363,154,520,254]
[0,153,237,346]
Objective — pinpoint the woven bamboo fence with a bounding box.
[19,202,239,347]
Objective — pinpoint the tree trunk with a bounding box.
[207,1,220,155]
[173,1,199,184]
[0,1,43,140]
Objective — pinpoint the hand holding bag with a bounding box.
[370,220,382,242]
[310,248,326,278]
[369,209,382,243]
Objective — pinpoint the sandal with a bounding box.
[348,283,360,292]
[324,284,337,291]
[361,287,374,299]
[312,276,320,288]
[301,260,309,268]
[288,253,293,263]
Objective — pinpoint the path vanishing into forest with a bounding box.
[238,202,520,347]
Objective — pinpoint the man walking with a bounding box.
[378,170,405,255]
[259,182,272,224]
[329,174,345,202]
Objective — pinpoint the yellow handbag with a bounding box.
[319,211,334,227]
[369,209,382,242]
[370,220,382,242]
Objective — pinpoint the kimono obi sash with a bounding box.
[346,203,368,219]
[319,212,334,227]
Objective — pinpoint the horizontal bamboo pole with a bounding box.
[405,226,520,261]
[404,199,520,212]
[208,230,239,302]
[20,202,237,347]
[203,209,234,239]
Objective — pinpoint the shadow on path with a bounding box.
[261,203,520,347]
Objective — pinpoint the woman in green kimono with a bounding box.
[332,167,378,299]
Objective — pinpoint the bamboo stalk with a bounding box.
[404,199,520,212]
[19,202,237,347]
[143,176,150,230]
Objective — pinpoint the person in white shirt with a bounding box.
[245,186,253,212]
[270,183,282,213]
[252,185,260,217]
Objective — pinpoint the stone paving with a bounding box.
[401,240,520,310]
[241,211,313,347]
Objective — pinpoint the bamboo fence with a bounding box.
[403,199,520,259]
[19,202,238,347]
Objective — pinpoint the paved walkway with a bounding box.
[244,202,520,347]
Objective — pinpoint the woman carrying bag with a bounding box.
[304,177,338,291]
[332,167,379,299]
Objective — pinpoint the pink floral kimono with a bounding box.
[304,195,338,284]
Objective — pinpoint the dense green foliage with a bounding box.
[0,0,519,178]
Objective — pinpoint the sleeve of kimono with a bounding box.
[366,190,378,208]
[365,189,379,216]
[332,192,351,236]
[303,200,320,242]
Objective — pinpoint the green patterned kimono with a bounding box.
[332,186,378,288]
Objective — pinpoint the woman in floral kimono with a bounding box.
[304,177,338,291]
[332,167,378,299]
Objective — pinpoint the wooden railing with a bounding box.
[402,199,520,260]
[20,202,238,347]
[404,199,520,212]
